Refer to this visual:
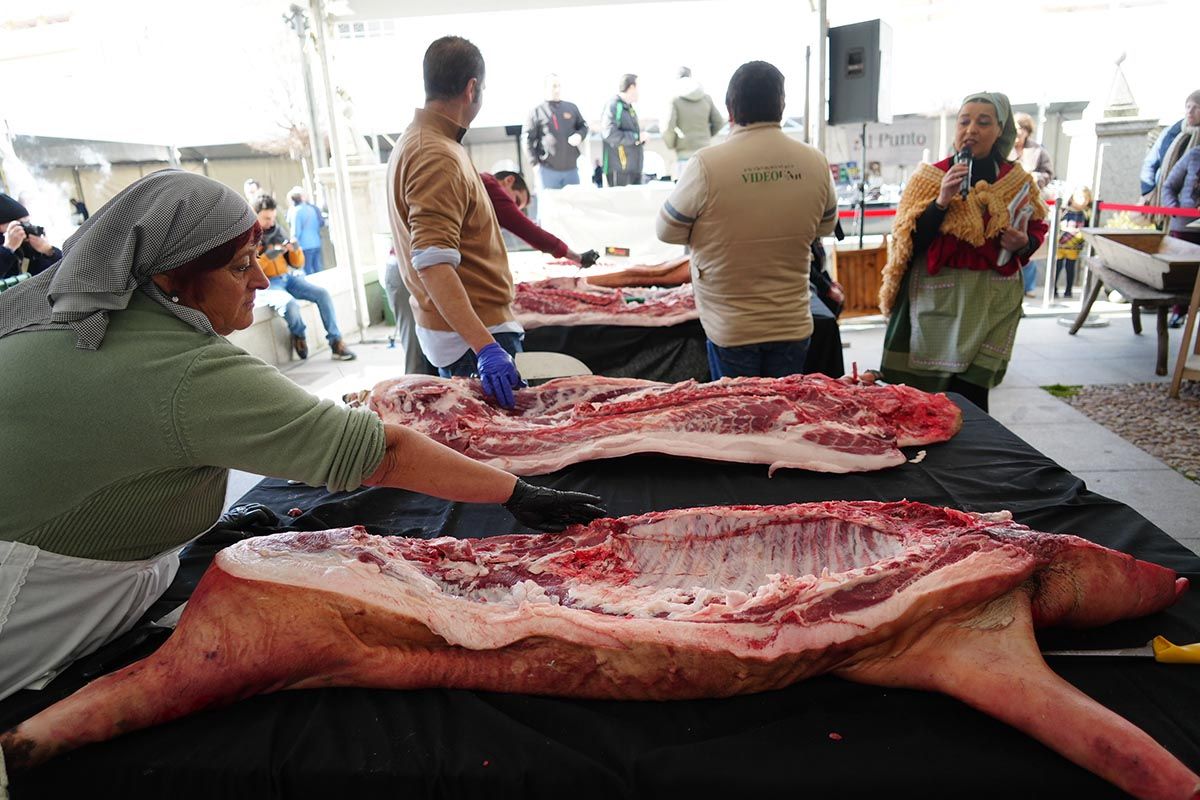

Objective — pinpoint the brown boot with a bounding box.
[292,335,308,360]
[331,338,357,361]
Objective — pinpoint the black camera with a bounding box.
[19,222,45,237]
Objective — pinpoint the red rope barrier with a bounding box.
[837,208,898,219]
[833,201,1199,221]
[1096,202,1200,217]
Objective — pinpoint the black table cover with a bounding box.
[522,296,844,383]
[4,398,1198,799]
[524,318,711,383]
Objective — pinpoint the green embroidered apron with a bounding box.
[880,256,1023,392]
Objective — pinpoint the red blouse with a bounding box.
[924,157,1049,276]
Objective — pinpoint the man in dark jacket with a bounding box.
[1162,147,1200,244]
[0,194,61,280]
[524,74,588,190]
[602,74,644,187]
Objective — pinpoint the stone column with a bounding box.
[315,162,391,322]
[1092,117,1159,207]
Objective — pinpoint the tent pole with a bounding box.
[310,0,371,342]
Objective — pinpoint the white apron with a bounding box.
[0,539,184,702]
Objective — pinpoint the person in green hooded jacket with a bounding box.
[662,67,725,175]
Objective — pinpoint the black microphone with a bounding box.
[954,147,973,199]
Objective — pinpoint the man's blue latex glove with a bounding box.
[476,342,524,409]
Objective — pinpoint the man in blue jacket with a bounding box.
[287,187,326,275]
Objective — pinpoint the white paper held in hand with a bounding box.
[997,181,1033,267]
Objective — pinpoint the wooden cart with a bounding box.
[1083,230,1200,290]
[1170,270,1200,398]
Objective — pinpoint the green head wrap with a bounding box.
[960,91,1016,160]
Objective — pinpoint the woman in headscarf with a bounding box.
[0,170,606,700]
[870,92,1049,412]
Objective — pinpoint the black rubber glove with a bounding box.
[216,503,280,531]
[579,249,600,269]
[503,479,607,533]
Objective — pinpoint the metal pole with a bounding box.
[310,0,371,341]
[1084,142,1108,279]
[72,166,85,206]
[803,45,811,144]
[938,107,947,159]
[1061,141,1110,329]
[816,0,828,153]
[858,122,867,249]
[1041,198,1060,306]
[285,5,327,180]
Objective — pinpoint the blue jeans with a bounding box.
[261,272,342,344]
[540,167,579,189]
[707,338,811,380]
[1022,260,1040,293]
[302,247,323,275]
[438,332,524,378]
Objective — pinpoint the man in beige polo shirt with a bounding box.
[387,36,524,408]
[656,60,838,380]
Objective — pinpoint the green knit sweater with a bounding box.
[0,291,385,561]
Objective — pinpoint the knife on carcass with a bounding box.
[1043,636,1200,663]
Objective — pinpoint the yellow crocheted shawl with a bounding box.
[878,161,1048,315]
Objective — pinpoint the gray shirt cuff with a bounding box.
[411,247,462,270]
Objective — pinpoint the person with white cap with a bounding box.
[0,169,606,701]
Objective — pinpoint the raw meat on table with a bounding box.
[512,277,698,328]
[359,373,963,474]
[539,255,692,289]
[582,255,692,289]
[1,501,1194,799]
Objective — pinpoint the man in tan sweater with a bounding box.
[387,36,524,408]
[656,60,838,380]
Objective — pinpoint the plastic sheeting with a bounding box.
[535,183,685,264]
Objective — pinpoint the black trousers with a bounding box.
[948,375,989,413]
[1054,258,1077,296]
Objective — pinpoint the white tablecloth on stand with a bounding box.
[536,183,685,264]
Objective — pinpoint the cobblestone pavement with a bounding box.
[1060,381,1200,482]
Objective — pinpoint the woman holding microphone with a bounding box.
[869,92,1049,412]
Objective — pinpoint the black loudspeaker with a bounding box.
[828,19,892,126]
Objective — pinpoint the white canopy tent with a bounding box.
[2,0,1197,333]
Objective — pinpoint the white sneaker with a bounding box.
[1107,289,1128,304]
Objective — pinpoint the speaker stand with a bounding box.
[858,122,867,249]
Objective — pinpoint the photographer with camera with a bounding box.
[0,193,61,280]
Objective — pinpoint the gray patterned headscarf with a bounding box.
[0,169,256,350]
[961,91,1017,162]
